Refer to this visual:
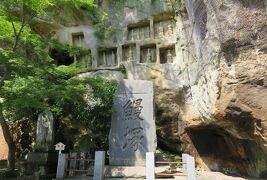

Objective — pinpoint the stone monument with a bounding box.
[26,110,57,175]
[36,110,55,151]
[109,80,157,166]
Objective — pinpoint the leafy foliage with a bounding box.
[54,0,95,9]
[0,0,116,156]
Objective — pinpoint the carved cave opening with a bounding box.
[187,126,267,177]
[50,49,74,66]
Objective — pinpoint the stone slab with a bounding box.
[109,80,157,166]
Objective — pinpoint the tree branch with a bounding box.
[7,14,18,38]
[0,64,7,89]
[13,16,26,51]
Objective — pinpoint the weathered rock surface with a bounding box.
[178,0,267,178]
[77,70,124,81]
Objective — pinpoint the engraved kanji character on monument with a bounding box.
[122,126,145,151]
[123,98,144,121]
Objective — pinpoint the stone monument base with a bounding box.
[109,158,146,166]
[26,152,57,176]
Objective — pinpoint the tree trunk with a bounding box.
[0,108,15,170]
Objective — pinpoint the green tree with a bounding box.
[0,0,98,170]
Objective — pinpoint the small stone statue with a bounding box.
[158,23,164,37]
[111,51,116,65]
[167,24,173,35]
[137,29,140,40]
[128,47,133,61]
[131,30,134,41]
[167,49,173,63]
[146,48,152,62]
[145,27,150,39]
[103,52,107,66]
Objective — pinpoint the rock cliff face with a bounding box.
[179,0,267,177]
[32,0,267,177]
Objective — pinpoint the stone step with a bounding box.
[62,166,185,179]
[104,166,146,178]
[64,176,186,179]
[104,165,184,178]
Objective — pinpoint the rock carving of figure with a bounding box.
[128,46,133,61]
[146,48,152,63]
[146,26,150,38]
[131,30,134,40]
[158,23,164,37]
[40,116,51,140]
[103,52,107,66]
[141,28,145,39]
[137,29,140,40]
[111,51,116,65]
[36,110,53,151]
[167,24,173,35]
[167,49,172,63]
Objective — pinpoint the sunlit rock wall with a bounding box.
[180,0,267,177]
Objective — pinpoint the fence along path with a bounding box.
[56,151,194,180]
[66,152,95,177]
[146,152,196,180]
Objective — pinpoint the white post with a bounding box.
[182,153,187,174]
[182,153,196,180]
[93,151,105,180]
[146,152,155,180]
[56,153,67,179]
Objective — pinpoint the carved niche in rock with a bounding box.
[78,49,92,68]
[140,44,156,63]
[72,32,85,48]
[122,44,136,62]
[154,19,174,38]
[160,45,175,64]
[98,48,117,67]
[127,21,150,41]
[72,32,92,68]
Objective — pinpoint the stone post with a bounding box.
[93,151,105,180]
[182,153,196,180]
[146,152,155,180]
[56,153,68,179]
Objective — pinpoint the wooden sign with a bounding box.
[55,142,65,151]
